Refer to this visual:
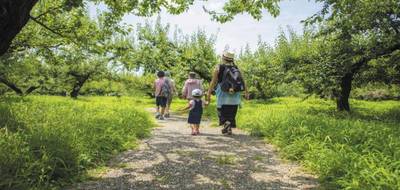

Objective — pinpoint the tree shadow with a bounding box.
[71,117,319,190]
[302,106,400,125]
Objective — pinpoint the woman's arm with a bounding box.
[181,81,187,99]
[207,67,219,102]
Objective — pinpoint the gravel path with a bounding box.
[72,111,318,190]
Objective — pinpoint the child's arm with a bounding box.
[181,105,191,111]
[181,100,194,111]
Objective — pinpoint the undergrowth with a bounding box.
[238,97,400,189]
[0,96,154,189]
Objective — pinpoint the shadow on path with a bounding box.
[71,111,318,190]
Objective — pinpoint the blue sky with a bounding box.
[89,0,322,53]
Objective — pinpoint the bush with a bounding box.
[0,96,154,189]
[352,83,400,100]
[238,98,400,189]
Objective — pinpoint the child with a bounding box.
[182,89,207,135]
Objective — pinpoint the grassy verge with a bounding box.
[0,96,154,189]
[237,97,400,189]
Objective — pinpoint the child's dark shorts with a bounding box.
[156,96,167,107]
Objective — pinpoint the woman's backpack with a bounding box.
[219,64,245,93]
[159,79,171,97]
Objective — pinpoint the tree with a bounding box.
[304,0,400,111]
[175,29,218,83]
[0,0,282,56]
[132,17,178,74]
[0,51,45,95]
[0,4,133,98]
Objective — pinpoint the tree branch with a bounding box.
[32,4,64,19]
[351,42,400,73]
[0,76,23,95]
[25,86,39,95]
[29,15,69,39]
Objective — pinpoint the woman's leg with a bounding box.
[220,105,239,134]
[217,107,224,126]
[221,105,238,127]
[165,96,172,117]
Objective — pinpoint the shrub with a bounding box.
[352,83,400,100]
[0,96,154,189]
[237,97,400,189]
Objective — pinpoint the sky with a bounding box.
[89,0,322,53]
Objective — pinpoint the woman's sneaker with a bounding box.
[164,113,170,118]
[221,121,231,134]
[227,128,232,135]
[155,113,161,119]
[159,116,165,120]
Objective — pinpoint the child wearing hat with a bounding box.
[182,89,208,135]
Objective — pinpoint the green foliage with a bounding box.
[130,18,218,85]
[237,29,314,99]
[237,97,400,189]
[0,96,154,189]
[352,83,400,101]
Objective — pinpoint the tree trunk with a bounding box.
[255,81,266,99]
[337,73,353,111]
[0,76,23,95]
[70,75,89,98]
[0,0,39,56]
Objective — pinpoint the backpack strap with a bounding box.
[217,64,225,83]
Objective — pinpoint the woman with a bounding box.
[182,72,203,100]
[164,71,177,118]
[207,51,249,135]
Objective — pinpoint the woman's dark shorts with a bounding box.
[156,96,167,107]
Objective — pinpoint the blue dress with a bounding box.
[188,99,203,124]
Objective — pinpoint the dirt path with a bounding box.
[72,111,318,190]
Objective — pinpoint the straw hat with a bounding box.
[222,51,234,62]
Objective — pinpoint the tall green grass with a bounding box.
[0,96,154,189]
[237,97,400,189]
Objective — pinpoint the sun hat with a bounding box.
[222,51,234,62]
[191,89,203,97]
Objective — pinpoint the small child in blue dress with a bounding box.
[182,89,207,135]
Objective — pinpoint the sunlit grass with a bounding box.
[0,96,154,189]
[237,97,400,189]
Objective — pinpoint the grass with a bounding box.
[210,154,237,166]
[1,95,399,189]
[236,97,400,189]
[0,96,154,189]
